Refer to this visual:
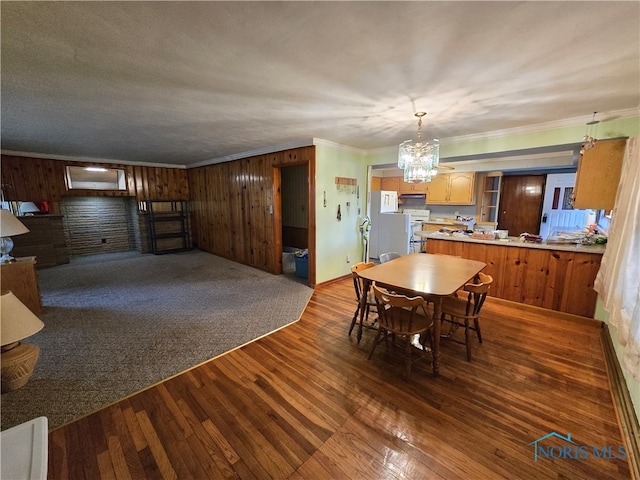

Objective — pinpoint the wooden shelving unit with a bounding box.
[478,173,502,227]
[144,200,192,254]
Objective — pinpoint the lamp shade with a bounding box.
[0,210,29,237]
[18,202,40,215]
[0,291,44,346]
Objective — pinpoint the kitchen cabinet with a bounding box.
[377,176,428,195]
[427,172,475,205]
[380,177,400,192]
[399,180,428,194]
[572,137,627,210]
[425,237,602,317]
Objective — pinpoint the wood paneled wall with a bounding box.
[426,239,601,317]
[188,146,315,277]
[1,155,189,205]
[1,155,67,203]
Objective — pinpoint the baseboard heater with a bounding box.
[601,324,640,479]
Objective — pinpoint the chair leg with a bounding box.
[474,318,483,343]
[357,305,369,344]
[405,335,412,380]
[348,304,360,337]
[368,328,383,360]
[465,319,472,362]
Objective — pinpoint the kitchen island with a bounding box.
[421,232,605,317]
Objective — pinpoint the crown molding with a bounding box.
[440,107,640,144]
[311,138,367,155]
[0,150,186,169]
[188,139,317,168]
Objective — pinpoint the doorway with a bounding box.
[275,163,310,284]
[497,175,545,236]
[538,173,595,239]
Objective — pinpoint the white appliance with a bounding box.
[404,209,432,253]
[369,191,405,259]
[368,211,412,259]
[371,190,398,213]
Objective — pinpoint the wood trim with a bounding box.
[601,324,640,480]
[314,273,351,288]
[273,166,283,274]
[487,296,603,328]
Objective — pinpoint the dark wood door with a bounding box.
[497,175,545,235]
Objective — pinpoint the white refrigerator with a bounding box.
[368,191,411,260]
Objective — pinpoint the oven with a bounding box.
[404,209,431,253]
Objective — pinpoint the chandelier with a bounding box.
[398,112,440,183]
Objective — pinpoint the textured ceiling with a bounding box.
[1,1,639,167]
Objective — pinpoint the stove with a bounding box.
[404,209,431,252]
[404,209,431,223]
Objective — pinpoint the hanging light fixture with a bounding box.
[398,112,440,183]
[580,111,599,154]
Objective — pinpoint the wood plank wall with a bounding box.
[2,149,316,279]
[187,146,315,277]
[426,239,601,317]
[1,155,189,208]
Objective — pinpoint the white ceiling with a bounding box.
[1,1,639,168]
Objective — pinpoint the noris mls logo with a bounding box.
[528,432,627,462]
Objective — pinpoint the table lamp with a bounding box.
[1,291,44,392]
[18,202,40,216]
[0,209,30,263]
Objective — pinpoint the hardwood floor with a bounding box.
[48,279,632,479]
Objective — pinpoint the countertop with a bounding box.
[417,231,606,254]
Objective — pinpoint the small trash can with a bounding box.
[294,256,308,278]
[282,250,296,273]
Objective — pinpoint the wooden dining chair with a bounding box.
[348,262,378,343]
[439,272,493,361]
[369,283,434,380]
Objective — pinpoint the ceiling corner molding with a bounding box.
[440,107,640,145]
[187,139,316,168]
[366,145,400,156]
[0,150,186,169]
[311,138,368,155]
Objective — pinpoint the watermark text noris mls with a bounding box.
[528,432,626,462]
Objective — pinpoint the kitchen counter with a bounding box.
[423,233,604,317]
[417,231,606,254]
[419,218,475,232]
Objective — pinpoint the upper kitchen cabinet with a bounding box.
[380,176,401,192]
[371,176,382,191]
[399,179,428,194]
[427,172,475,205]
[572,137,627,210]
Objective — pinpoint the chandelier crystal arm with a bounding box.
[398,112,439,183]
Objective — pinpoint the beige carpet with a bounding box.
[0,250,313,431]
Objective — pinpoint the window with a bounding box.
[66,166,126,191]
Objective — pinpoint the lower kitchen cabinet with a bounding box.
[426,238,602,317]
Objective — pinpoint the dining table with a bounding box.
[356,253,486,376]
